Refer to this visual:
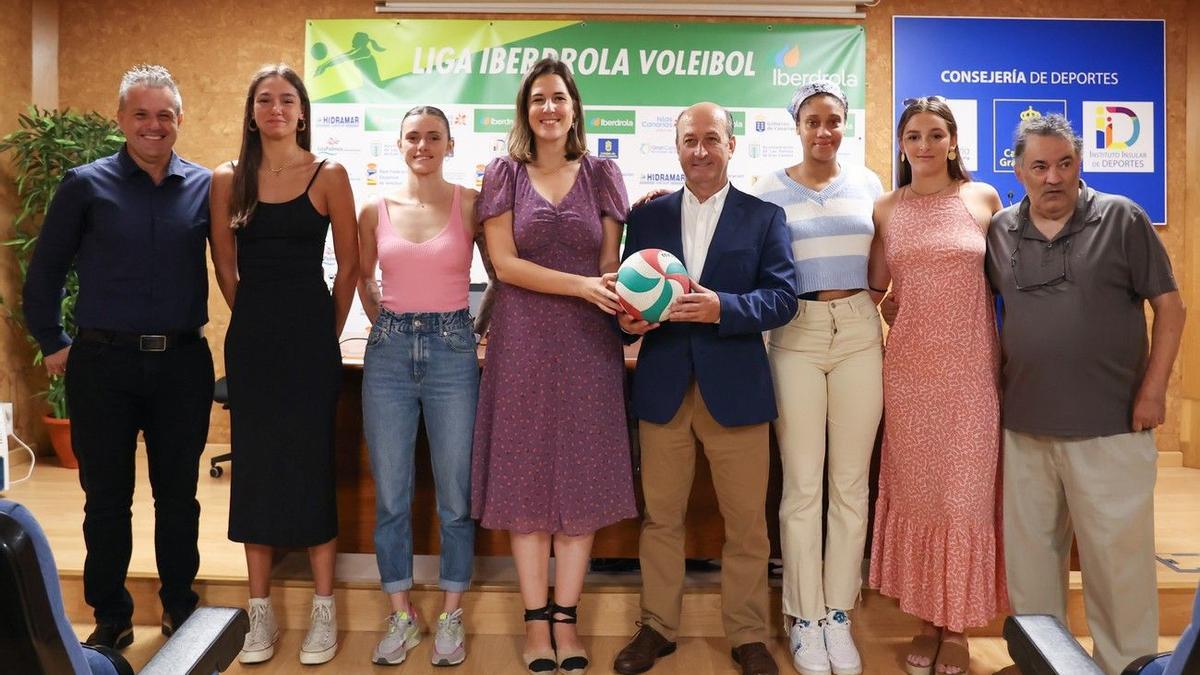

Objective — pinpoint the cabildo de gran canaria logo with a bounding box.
[991,100,1067,172]
[771,43,858,88]
[1082,101,1153,173]
[597,138,619,159]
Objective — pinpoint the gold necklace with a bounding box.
[267,156,302,175]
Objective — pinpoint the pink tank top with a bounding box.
[377,184,472,313]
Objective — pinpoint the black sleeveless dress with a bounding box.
[226,161,340,547]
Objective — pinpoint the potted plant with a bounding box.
[0,107,123,468]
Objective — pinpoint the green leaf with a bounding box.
[1,106,123,420]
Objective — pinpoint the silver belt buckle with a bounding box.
[139,334,168,352]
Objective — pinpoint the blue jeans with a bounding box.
[363,308,478,593]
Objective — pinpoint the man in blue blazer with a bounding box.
[612,103,797,675]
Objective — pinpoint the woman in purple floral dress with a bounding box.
[472,58,635,674]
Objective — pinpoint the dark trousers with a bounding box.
[65,337,214,624]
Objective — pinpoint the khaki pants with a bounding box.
[1003,428,1159,675]
[638,382,770,645]
[768,292,882,621]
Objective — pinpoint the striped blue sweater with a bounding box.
[750,165,883,295]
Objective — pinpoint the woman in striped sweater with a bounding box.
[750,80,883,675]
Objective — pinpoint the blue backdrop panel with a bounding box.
[893,17,1166,223]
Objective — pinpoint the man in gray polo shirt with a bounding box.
[985,114,1186,674]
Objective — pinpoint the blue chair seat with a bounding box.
[0,498,247,674]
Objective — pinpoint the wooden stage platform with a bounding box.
[5,445,1195,673]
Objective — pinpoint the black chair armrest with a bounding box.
[140,607,248,675]
[1003,615,1105,675]
[1121,652,1172,674]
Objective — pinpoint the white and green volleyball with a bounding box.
[616,248,691,323]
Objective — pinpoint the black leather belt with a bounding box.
[76,328,203,352]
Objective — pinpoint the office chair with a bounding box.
[1004,587,1200,675]
[0,498,248,674]
[208,377,230,478]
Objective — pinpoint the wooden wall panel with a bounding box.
[48,0,1194,454]
[0,0,39,445]
[1182,0,1200,467]
[31,0,57,109]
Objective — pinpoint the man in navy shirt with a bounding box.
[23,64,214,649]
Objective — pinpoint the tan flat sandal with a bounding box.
[933,639,970,675]
[902,629,940,672]
[905,634,941,675]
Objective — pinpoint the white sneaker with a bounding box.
[239,597,279,664]
[822,610,862,675]
[372,609,422,665]
[300,594,339,664]
[788,616,831,675]
[431,608,467,666]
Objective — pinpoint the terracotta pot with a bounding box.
[43,416,77,469]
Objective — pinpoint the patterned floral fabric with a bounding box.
[470,154,637,535]
[868,187,1008,632]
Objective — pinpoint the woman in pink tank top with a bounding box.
[355,106,488,667]
[865,97,1006,675]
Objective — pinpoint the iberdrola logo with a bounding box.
[585,110,637,135]
[775,45,801,68]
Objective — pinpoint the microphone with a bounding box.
[1006,191,1014,207]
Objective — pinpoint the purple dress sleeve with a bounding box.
[477,156,518,224]
[592,156,630,224]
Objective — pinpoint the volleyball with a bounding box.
[616,249,691,323]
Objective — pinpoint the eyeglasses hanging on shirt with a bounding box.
[1010,218,1073,292]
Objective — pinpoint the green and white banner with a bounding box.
[306,19,864,195]
[305,19,864,321]
[305,20,863,106]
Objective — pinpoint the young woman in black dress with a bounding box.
[209,64,358,666]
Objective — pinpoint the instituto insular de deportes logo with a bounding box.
[1082,101,1153,173]
[1094,104,1140,150]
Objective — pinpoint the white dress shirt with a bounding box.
[680,181,731,281]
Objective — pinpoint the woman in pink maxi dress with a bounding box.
[866,96,1007,675]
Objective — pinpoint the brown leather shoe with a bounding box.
[613,623,677,674]
[731,642,778,675]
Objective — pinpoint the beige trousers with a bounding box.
[1003,428,1159,675]
[768,291,883,622]
[638,382,770,646]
